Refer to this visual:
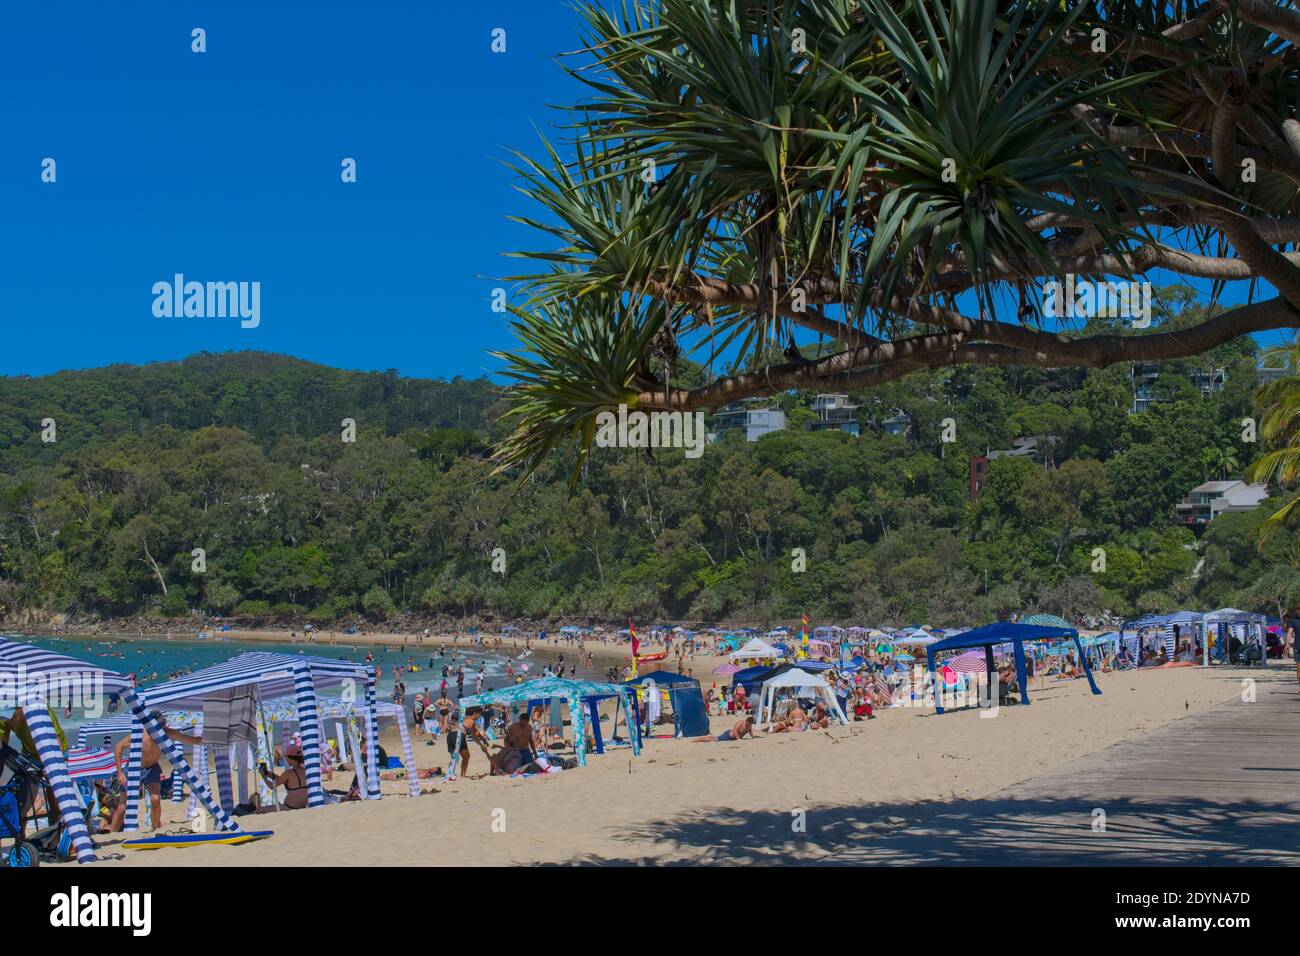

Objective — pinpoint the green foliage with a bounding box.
[0,333,1295,626]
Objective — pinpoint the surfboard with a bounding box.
[123,830,273,850]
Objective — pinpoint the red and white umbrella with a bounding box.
[945,651,990,674]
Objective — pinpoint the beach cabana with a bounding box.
[622,670,709,738]
[140,651,380,817]
[449,677,642,776]
[924,622,1102,714]
[755,669,848,729]
[730,637,783,663]
[1202,608,1269,667]
[0,636,235,862]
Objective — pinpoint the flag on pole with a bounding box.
[799,613,809,659]
[629,617,640,678]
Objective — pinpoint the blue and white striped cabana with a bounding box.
[139,652,381,813]
[0,636,234,862]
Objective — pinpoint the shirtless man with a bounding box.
[501,711,536,772]
[111,713,203,831]
[695,714,757,742]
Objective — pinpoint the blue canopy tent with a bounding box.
[924,622,1101,714]
[731,663,780,698]
[622,670,709,738]
[449,677,642,778]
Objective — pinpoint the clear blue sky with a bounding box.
[0,3,1283,381]
[0,1,589,379]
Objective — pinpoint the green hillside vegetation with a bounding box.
[3,298,1300,627]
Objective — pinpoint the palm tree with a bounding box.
[1247,335,1300,532]
[495,0,1300,479]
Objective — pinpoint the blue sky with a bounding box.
[0,2,1284,381]
[0,2,589,379]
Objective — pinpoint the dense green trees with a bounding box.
[1,339,1297,627]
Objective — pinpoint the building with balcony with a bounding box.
[1131,362,1227,413]
[711,401,787,442]
[877,411,911,437]
[1174,480,1269,528]
[1256,361,1290,386]
[809,393,861,436]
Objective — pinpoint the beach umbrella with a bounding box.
[1021,613,1072,629]
[945,651,988,674]
[712,664,740,675]
[895,653,915,662]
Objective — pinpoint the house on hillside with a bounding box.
[1130,362,1227,413]
[968,437,1056,498]
[1174,480,1269,527]
[809,393,860,436]
[710,400,787,443]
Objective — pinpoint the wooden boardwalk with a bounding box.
[824,671,1300,865]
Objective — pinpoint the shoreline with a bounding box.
[16,626,704,676]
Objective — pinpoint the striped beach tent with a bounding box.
[139,651,380,811]
[0,635,234,862]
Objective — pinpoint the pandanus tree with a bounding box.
[494,0,1300,479]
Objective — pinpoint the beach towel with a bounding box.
[202,685,260,747]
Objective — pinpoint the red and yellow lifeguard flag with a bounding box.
[629,617,640,677]
[799,613,809,659]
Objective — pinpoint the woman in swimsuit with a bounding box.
[245,743,310,813]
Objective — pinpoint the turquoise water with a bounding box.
[7,633,596,727]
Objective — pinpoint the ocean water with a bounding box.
[6,633,599,728]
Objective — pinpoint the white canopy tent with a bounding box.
[755,668,849,730]
[1201,608,1269,667]
[894,634,940,647]
[730,637,783,662]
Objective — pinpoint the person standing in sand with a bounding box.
[110,713,203,831]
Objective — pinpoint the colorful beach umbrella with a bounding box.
[946,651,989,674]
[712,663,740,675]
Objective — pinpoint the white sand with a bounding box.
[74,662,1266,866]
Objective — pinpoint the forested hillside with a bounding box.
[3,303,1299,628]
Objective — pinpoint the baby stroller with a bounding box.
[0,742,96,866]
[0,742,46,867]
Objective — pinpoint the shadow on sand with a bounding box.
[556,794,1300,865]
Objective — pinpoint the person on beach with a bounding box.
[110,712,203,831]
[695,715,756,742]
[434,690,453,737]
[413,692,426,736]
[502,711,536,771]
[239,743,309,814]
[447,707,489,778]
[1288,621,1300,692]
[771,704,807,733]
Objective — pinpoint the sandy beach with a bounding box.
[72,662,1272,866]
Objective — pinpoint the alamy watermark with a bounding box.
[152,274,260,328]
[1,666,108,716]
[1043,273,1151,328]
[594,404,706,459]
